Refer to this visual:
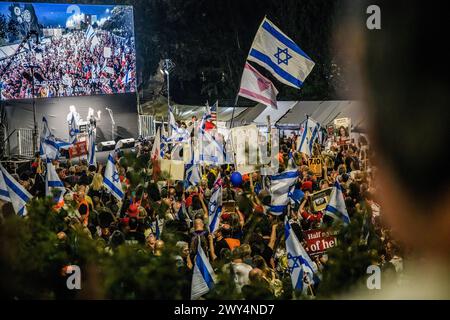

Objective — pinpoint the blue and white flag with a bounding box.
[208,177,222,234]
[297,118,319,157]
[68,113,79,144]
[185,141,201,186]
[103,154,124,201]
[248,17,315,89]
[85,25,95,42]
[0,166,9,202]
[285,216,320,294]
[197,113,224,165]
[191,238,216,300]
[88,127,96,167]
[0,164,32,216]
[288,184,304,206]
[45,159,65,204]
[324,180,350,225]
[269,169,299,215]
[121,69,132,85]
[40,117,71,160]
[165,106,190,143]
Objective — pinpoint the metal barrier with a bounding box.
[139,115,155,138]
[16,128,36,158]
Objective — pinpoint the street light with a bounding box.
[160,58,175,111]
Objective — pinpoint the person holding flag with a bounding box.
[0,164,32,216]
[324,178,351,225]
[40,117,71,160]
[191,238,216,300]
[208,175,222,234]
[269,168,299,215]
[284,216,320,296]
[45,159,65,207]
[103,153,124,201]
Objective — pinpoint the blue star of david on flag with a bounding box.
[274,47,292,65]
[112,171,120,183]
[287,252,302,274]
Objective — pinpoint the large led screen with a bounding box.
[0,2,136,100]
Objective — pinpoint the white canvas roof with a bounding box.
[275,100,367,132]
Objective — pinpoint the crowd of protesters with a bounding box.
[0,29,136,100]
[0,124,405,299]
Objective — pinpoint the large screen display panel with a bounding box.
[0,2,136,100]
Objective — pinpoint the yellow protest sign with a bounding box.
[308,157,323,177]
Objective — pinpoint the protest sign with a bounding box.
[308,157,323,177]
[68,141,87,159]
[334,117,351,145]
[303,229,338,256]
[160,159,185,181]
[310,187,332,212]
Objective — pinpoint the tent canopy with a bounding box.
[228,101,296,127]
[275,100,367,133]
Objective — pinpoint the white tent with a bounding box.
[228,101,296,127]
[275,101,367,133]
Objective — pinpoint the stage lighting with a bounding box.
[116,138,135,149]
[98,140,116,151]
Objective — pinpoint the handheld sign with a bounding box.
[303,229,338,257]
[69,141,88,159]
[308,157,323,177]
[310,187,332,212]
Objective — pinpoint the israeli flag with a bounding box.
[166,106,190,143]
[191,238,216,300]
[197,113,224,165]
[285,216,320,294]
[248,17,315,89]
[68,113,79,144]
[0,164,32,216]
[324,180,350,225]
[297,118,319,157]
[88,127,96,167]
[103,154,124,201]
[269,169,299,215]
[185,141,201,186]
[288,184,304,206]
[45,159,65,205]
[0,166,9,202]
[40,117,71,160]
[208,178,222,234]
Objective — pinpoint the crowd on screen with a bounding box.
[0,29,136,100]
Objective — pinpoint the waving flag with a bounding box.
[210,100,218,122]
[285,216,320,294]
[238,62,278,109]
[45,159,65,205]
[40,117,71,160]
[0,167,9,202]
[88,127,96,167]
[191,238,216,300]
[324,180,350,225]
[185,140,201,186]
[208,176,222,234]
[121,69,132,85]
[269,169,299,215]
[197,113,224,165]
[0,164,32,216]
[151,128,162,160]
[103,154,124,201]
[297,118,319,157]
[85,25,95,41]
[68,113,79,144]
[248,17,315,89]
